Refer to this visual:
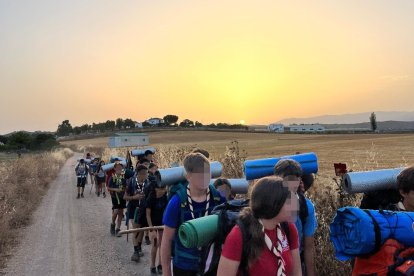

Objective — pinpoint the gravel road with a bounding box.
[1,155,154,276]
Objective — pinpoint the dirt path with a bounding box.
[1,155,152,276]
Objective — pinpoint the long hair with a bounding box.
[239,176,290,263]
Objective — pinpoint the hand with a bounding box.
[134,194,144,200]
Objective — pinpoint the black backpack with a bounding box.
[360,189,401,210]
[198,199,290,276]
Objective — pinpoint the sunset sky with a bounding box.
[1,1,414,134]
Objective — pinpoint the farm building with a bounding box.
[108,133,149,148]
[145,118,164,126]
[135,122,143,128]
[268,123,285,133]
[287,124,325,133]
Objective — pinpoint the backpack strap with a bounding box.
[363,210,382,253]
[237,219,250,276]
[298,192,308,231]
[281,222,290,244]
[209,184,222,205]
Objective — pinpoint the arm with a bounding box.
[217,256,240,276]
[160,226,175,276]
[291,248,302,276]
[304,236,315,276]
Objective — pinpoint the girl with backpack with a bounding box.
[95,160,106,198]
[217,176,302,276]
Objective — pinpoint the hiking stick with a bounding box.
[118,226,164,235]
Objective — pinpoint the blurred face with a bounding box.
[137,169,148,182]
[114,164,123,175]
[149,165,158,174]
[142,161,150,168]
[275,190,299,223]
[146,154,153,161]
[217,185,232,200]
[283,175,301,193]
[186,165,211,191]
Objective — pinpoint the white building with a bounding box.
[288,124,325,133]
[145,118,164,126]
[268,123,285,133]
[108,133,149,148]
[135,122,143,128]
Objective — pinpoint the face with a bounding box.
[186,165,211,191]
[114,164,123,175]
[217,185,232,200]
[146,154,153,161]
[142,161,150,168]
[400,190,414,211]
[149,166,158,174]
[274,190,299,222]
[283,175,301,193]
[137,169,148,182]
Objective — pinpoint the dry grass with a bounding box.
[0,148,73,269]
[62,131,414,275]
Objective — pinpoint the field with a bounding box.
[64,131,414,274]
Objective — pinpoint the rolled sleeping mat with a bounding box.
[210,178,250,194]
[131,147,156,157]
[244,152,318,180]
[342,168,405,194]
[330,207,414,261]
[110,156,126,163]
[77,158,92,164]
[160,161,223,186]
[179,214,219,248]
[102,161,127,172]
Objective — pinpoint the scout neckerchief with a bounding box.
[259,220,286,276]
[186,186,210,220]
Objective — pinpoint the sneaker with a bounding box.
[110,223,115,236]
[131,251,140,262]
[81,193,84,198]
[150,267,157,275]
[103,192,106,198]
[137,248,144,257]
[145,235,151,245]
[157,265,162,275]
[116,228,121,237]
[76,194,80,199]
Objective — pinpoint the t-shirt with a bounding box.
[163,192,225,271]
[75,163,88,176]
[295,197,317,252]
[146,193,168,226]
[221,222,299,276]
[89,163,97,173]
[108,173,127,199]
[125,177,147,210]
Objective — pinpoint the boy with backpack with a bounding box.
[160,153,225,276]
[146,178,168,275]
[75,158,89,198]
[274,159,317,276]
[107,162,127,236]
[394,166,414,211]
[124,164,149,261]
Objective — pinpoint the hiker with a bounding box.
[107,162,127,236]
[95,160,106,197]
[393,166,414,211]
[274,159,317,276]
[146,178,168,275]
[89,158,98,189]
[124,164,149,260]
[217,176,302,276]
[160,153,225,276]
[145,149,155,163]
[213,178,234,201]
[75,158,89,198]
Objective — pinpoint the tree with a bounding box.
[0,135,8,145]
[56,120,73,137]
[179,119,194,127]
[124,118,135,129]
[163,115,179,126]
[370,112,377,132]
[195,121,203,127]
[80,124,89,133]
[105,120,116,131]
[73,126,82,135]
[31,133,58,149]
[7,131,32,150]
[116,118,124,130]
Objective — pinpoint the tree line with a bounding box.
[0,132,59,151]
[56,115,248,137]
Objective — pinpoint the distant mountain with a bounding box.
[323,121,414,131]
[277,111,414,125]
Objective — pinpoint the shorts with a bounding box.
[111,196,126,210]
[96,176,105,184]
[77,177,86,187]
[133,207,148,227]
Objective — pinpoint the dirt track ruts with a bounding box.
[1,155,152,276]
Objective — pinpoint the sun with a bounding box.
[240,119,245,125]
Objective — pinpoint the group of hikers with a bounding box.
[74,148,414,276]
[74,152,106,199]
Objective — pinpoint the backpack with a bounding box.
[360,189,402,211]
[76,163,88,176]
[352,238,414,276]
[198,199,291,276]
[298,191,308,231]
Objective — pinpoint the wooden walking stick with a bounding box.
[118,226,164,235]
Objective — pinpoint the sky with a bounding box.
[1,0,414,134]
